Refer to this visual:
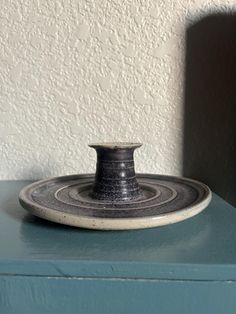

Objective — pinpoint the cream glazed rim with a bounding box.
[19,173,212,230]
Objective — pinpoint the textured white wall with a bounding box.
[0,0,235,179]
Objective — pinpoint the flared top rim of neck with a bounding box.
[89,142,142,150]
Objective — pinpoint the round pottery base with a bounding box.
[19,174,211,230]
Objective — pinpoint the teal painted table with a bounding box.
[0,181,236,314]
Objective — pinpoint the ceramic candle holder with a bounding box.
[19,142,212,230]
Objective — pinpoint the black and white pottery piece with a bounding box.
[19,143,212,230]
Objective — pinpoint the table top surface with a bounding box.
[0,180,236,281]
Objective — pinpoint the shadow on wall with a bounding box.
[183,13,236,206]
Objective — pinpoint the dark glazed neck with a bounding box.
[89,143,143,202]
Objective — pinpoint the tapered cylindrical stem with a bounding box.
[89,143,143,202]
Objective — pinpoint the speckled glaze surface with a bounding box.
[19,143,212,230]
[89,143,143,201]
